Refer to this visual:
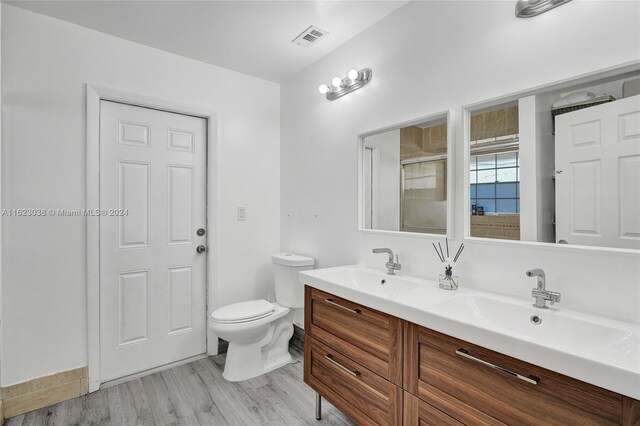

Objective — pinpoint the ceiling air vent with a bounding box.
[292,25,329,47]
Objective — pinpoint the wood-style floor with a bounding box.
[5,349,353,426]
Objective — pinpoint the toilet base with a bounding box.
[221,315,294,382]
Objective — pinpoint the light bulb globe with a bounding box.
[318,84,329,94]
[347,69,359,80]
[332,76,343,87]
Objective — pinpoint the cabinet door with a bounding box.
[404,323,623,425]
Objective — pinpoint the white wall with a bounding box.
[534,92,557,243]
[518,95,538,242]
[281,1,640,324]
[0,3,3,388]
[1,5,280,386]
[364,129,400,231]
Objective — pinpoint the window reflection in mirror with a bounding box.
[362,114,449,235]
[469,103,521,240]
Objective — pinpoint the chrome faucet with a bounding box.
[372,248,401,275]
[526,268,561,309]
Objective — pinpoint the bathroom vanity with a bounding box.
[301,266,640,425]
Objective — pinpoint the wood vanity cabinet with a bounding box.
[303,286,640,425]
[303,287,403,425]
[404,322,629,426]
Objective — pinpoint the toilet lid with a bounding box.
[210,299,274,324]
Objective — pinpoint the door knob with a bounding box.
[196,245,206,254]
[197,228,206,236]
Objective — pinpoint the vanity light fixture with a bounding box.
[318,68,372,101]
[515,0,572,18]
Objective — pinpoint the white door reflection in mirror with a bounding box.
[555,95,640,249]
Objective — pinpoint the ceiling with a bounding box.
[4,0,408,82]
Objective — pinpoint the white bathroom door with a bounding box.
[555,95,640,249]
[99,101,207,383]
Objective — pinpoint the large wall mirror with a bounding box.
[359,111,453,236]
[465,69,640,250]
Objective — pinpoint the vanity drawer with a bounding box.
[304,336,403,425]
[404,323,624,425]
[305,286,403,385]
[403,392,463,426]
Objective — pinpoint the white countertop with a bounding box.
[300,264,640,400]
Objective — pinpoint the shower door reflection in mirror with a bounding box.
[360,111,453,236]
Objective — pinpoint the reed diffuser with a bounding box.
[432,239,464,290]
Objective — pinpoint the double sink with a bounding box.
[299,264,640,400]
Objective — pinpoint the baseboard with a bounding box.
[0,367,88,419]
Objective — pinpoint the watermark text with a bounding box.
[1,208,129,217]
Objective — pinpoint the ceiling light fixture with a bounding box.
[515,0,572,18]
[318,68,372,101]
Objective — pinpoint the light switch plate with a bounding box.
[237,206,246,221]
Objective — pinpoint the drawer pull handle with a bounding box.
[455,349,539,385]
[325,299,361,314]
[324,354,361,377]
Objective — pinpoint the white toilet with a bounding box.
[209,253,314,381]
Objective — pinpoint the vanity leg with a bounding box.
[315,393,322,420]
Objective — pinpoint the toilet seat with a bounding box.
[210,299,275,324]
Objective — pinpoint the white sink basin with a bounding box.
[298,264,436,299]
[300,264,640,399]
[429,294,640,366]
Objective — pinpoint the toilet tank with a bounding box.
[272,253,314,308]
